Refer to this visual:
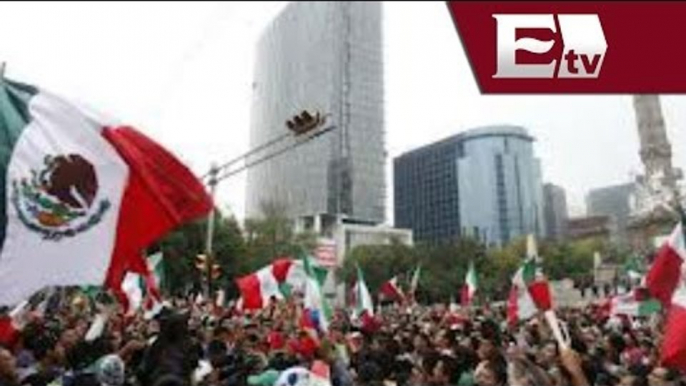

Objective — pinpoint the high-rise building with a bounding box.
[586,182,635,244]
[246,2,385,226]
[543,183,568,241]
[394,125,545,246]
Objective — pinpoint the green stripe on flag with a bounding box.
[304,254,332,329]
[147,252,165,291]
[521,258,537,283]
[0,80,37,248]
[279,282,293,298]
[639,299,661,316]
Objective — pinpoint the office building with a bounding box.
[586,183,635,243]
[246,2,385,226]
[543,183,569,241]
[394,125,545,246]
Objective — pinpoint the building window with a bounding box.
[495,154,509,243]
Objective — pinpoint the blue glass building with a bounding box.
[394,125,545,246]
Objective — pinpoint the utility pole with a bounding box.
[204,163,219,299]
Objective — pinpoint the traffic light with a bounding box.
[196,253,221,279]
[195,254,207,271]
[211,264,222,280]
[286,110,325,135]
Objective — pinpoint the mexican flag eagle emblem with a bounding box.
[12,153,110,240]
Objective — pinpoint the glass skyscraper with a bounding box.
[394,125,545,246]
[246,2,385,225]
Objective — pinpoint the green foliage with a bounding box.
[339,234,628,303]
[156,210,246,298]
[539,238,599,282]
[340,239,418,292]
[156,199,318,299]
[341,237,486,303]
[242,199,317,273]
[154,196,634,304]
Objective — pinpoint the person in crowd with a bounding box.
[0,348,18,386]
[137,311,199,386]
[0,287,683,386]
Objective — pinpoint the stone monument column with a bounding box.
[628,95,683,249]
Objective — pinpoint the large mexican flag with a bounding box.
[0,76,212,306]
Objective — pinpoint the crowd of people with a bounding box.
[0,290,681,386]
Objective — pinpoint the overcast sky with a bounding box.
[2,1,684,224]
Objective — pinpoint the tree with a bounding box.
[155,209,246,298]
[340,239,418,294]
[539,237,605,284]
[242,199,317,273]
[481,238,523,301]
[415,238,485,303]
[340,237,485,304]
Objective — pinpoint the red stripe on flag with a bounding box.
[507,286,518,327]
[102,127,212,298]
[661,303,686,372]
[236,274,263,310]
[647,243,684,306]
[379,279,403,302]
[528,281,552,311]
[0,317,18,348]
[461,285,470,307]
[271,258,293,283]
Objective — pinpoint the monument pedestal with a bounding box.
[626,205,676,252]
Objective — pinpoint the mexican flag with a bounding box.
[236,264,284,310]
[461,261,478,307]
[352,264,374,320]
[147,251,165,292]
[410,265,421,296]
[119,252,165,315]
[272,257,328,297]
[301,255,332,333]
[236,257,328,310]
[646,217,686,372]
[0,76,212,306]
[507,239,552,326]
[379,276,405,303]
[121,272,144,313]
[610,287,661,317]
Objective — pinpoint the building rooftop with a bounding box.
[394,124,534,161]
